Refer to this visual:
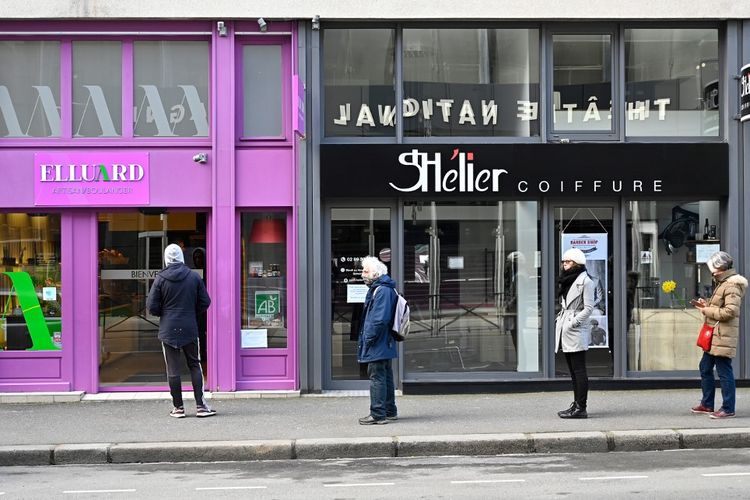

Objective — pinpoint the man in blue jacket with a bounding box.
[147,244,213,418]
[358,256,399,425]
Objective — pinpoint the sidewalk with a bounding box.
[1,388,749,465]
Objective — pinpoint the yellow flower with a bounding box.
[661,280,677,294]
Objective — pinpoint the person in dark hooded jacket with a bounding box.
[147,244,213,418]
[357,256,399,425]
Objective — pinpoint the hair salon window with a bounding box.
[403,28,540,137]
[323,28,395,137]
[73,41,122,137]
[0,41,61,138]
[241,213,288,348]
[402,201,541,374]
[0,213,62,351]
[625,28,719,137]
[626,200,719,372]
[550,32,614,135]
[134,41,209,137]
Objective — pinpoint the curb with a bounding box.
[1,428,749,466]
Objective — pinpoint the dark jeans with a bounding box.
[564,350,588,409]
[367,359,397,420]
[162,340,207,409]
[699,351,736,413]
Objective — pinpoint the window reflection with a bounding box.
[243,45,283,137]
[73,41,122,137]
[625,29,719,137]
[133,41,209,137]
[403,28,540,137]
[0,41,60,138]
[626,200,720,371]
[552,34,612,132]
[323,29,395,137]
[403,201,541,373]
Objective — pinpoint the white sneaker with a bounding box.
[196,405,216,418]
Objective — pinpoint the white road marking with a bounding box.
[701,472,750,477]
[579,475,648,481]
[64,490,136,494]
[451,479,526,484]
[324,482,395,488]
[196,486,268,490]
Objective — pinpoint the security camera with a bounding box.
[192,153,208,164]
[258,17,268,32]
[311,15,320,31]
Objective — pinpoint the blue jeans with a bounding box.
[367,359,397,420]
[699,351,736,413]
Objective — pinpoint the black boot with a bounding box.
[557,402,577,418]
[560,403,587,419]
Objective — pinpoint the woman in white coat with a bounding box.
[555,248,595,419]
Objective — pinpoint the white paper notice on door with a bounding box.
[241,329,268,348]
[347,284,369,303]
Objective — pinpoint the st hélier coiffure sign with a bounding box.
[320,143,728,198]
[741,64,750,123]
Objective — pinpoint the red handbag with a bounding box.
[696,321,718,352]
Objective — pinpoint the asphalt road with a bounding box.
[3,448,750,499]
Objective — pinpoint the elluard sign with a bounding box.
[34,152,149,206]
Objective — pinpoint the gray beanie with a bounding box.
[707,251,732,273]
[164,244,185,266]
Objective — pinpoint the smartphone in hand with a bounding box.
[690,298,704,307]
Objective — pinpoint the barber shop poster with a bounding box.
[562,233,609,348]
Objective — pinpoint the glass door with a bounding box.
[98,211,207,388]
[326,206,394,389]
[553,205,615,378]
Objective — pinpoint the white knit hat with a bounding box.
[164,244,185,266]
[562,248,587,265]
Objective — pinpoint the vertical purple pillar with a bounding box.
[210,21,237,391]
[66,212,98,393]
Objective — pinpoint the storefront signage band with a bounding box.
[741,64,750,123]
[331,96,672,130]
[321,143,728,198]
[34,152,149,206]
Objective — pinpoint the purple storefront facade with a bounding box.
[0,21,300,393]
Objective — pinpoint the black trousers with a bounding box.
[564,350,589,409]
[162,340,206,409]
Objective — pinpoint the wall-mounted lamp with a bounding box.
[311,15,320,31]
[192,153,208,164]
[257,17,268,32]
[217,21,227,37]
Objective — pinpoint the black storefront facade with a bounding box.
[305,23,746,393]
[317,143,731,393]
